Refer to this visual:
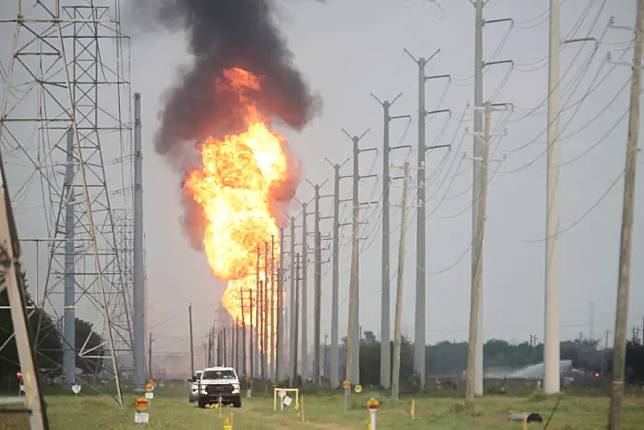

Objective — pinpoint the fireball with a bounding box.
[185,67,286,342]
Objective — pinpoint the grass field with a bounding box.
[2,386,644,429]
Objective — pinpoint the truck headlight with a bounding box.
[232,383,240,394]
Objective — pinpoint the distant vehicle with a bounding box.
[196,367,241,408]
[188,370,203,403]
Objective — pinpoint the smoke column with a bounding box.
[131,0,319,247]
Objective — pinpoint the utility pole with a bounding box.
[249,289,254,379]
[264,241,269,379]
[63,128,76,386]
[133,93,146,388]
[313,184,322,385]
[255,246,261,377]
[189,304,194,376]
[306,180,330,386]
[467,0,512,397]
[544,0,561,396]
[217,330,221,364]
[370,92,410,389]
[291,253,301,385]
[148,331,153,378]
[342,128,375,385]
[224,327,228,367]
[270,235,275,380]
[300,203,309,382]
[589,301,595,341]
[241,289,246,377]
[324,158,349,388]
[392,163,410,402]
[289,217,296,381]
[404,47,449,389]
[259,279,265,379]
[466,102,491,402]
[235,317,240,372]
[276,228,285,381]
[471,0,485,398]
[610,0,643,427]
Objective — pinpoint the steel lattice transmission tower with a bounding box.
[0,0,135,405]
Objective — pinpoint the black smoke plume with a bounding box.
[131,0,319,249]
[133,0,318,160]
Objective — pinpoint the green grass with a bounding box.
[2,386,644,429]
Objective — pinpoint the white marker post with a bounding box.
[342,380,350,414]
[367,398,380,430]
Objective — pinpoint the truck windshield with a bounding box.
[202,370,235,380]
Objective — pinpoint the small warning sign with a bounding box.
[134,412,149,423]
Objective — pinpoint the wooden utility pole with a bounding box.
[610,0,643,427]
[392,163,410,402]
[189,304,194,376]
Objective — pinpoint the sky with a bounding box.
[1,0,643,376]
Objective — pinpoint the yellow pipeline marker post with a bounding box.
[410,399,416,420]
[223,416,232,430]
[367,398,380,430]
[300,395,305,422]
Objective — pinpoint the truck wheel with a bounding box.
[233,397,242,408]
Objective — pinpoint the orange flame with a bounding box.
[185,67,285,332]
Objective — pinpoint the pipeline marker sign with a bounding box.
[342,379,351,390]
[135,397,149,412]
[71,384,81,395]
[134,412,149,424]
[354,384,363,394]
[145,391,154,399]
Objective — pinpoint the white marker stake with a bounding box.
[134,412,149,424]
[369,409,377,430]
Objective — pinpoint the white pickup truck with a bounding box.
[196,367,241,408]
